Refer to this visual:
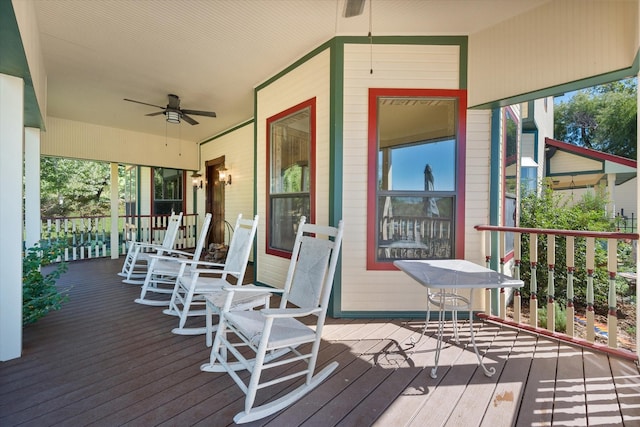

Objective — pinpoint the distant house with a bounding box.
[544,137,637,224]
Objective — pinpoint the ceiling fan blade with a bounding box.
[343,0,366,17]
[181,114,199,125]
[181,109,217,118]
[124,98,165,109]
[145,111,165,117]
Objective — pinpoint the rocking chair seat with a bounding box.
[164,214,261,335]
[134,213,212,306]
[226,310,317,348]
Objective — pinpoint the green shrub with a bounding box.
[519,182,632,314]
[536,303,567,333]
[22,241,69,326]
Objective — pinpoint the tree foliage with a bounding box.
[40,157,125,217]
[554,77,637,159]
[518,183,632,313]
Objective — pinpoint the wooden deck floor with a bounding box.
[1,257,639,427]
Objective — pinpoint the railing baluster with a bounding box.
[547,234,556,332]
[483,229,491,316]
[513,232,521,323]
[499,230,506,320]
[566,235,575,338]
[607,238,618,348]
[530,233,538,328]
[586,237,596,343]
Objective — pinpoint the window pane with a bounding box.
[378,97,456,192]
[153,168,183,215]
[270,196,309,251]
[270,107,311,194]
[378,140,455,191]
[376,195,454,261]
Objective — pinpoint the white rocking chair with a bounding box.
[118,212,183,284]
[163,214,260,335]
[134,213,212,306]
[201,217,344,424]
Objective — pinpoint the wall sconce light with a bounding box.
[219,167,232,186]
[191,172,202,189]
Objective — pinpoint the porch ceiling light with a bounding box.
[166,110,180,124]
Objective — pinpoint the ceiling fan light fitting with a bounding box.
[166,111,180,124]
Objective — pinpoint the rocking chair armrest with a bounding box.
[148,254,188,262]
[261,307,321,318]
[175,258,226,268]
[153,247,193,258]
[193,268,241,276]
[131,242,165,251]
[222,285,283,294]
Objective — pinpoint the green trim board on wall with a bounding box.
[0,2,44,129]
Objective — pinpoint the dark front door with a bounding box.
[205,157,226,247]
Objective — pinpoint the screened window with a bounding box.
[153,167,185,215]
[266,98,315,256]
[367,89,466,270]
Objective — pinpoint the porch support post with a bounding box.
[24,127,41,249]
[607,173,616,219]
[0,74,25,361]
[110,162,119,259]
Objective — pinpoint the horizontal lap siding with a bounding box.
[469,0,637,107]
[341,43,483,312]
[255,49,331,289]
[41,117,197,170]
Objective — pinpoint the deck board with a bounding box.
[1,257,638,427]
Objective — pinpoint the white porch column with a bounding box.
[0,74,25,361]
[110,162,120,259]
[25,127,41,249]
[607,173,616,219]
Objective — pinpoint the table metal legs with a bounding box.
[426,289,496,378]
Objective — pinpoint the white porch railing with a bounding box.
[40,214,199,261]
[475,224,638,360]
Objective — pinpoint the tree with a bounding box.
[40,157,125,217]
[554,77,637,159]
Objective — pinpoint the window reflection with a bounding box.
[267,100,313,254]
[373,95,459,264]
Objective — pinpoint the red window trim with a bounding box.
[265,97,317,259]
[366,88,467,270]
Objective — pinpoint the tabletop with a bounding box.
[394,259,524,289]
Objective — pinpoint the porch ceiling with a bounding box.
[30,0,550,144]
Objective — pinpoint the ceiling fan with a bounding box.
[123,94,216,125]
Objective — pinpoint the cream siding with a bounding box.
[255,49,331,290]
[41,117,198,170]
[468,0,638,107]
[549,151,602,175]
[616,177,637,218]
[340,43,489,312]
[199,122,255,259]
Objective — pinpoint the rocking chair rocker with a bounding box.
[201,217,344,424]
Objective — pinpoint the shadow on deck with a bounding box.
[1,257,639,426]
